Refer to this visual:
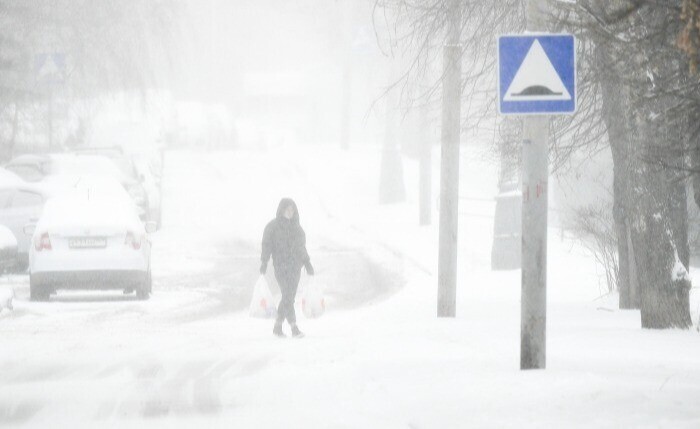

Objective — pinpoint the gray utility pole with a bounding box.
[521,0,549,370]
[437,0,461,317]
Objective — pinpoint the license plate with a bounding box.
[69,237,107,249]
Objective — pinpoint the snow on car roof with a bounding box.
[5,154,49,166]
[0,167,24,187]
[0,224,17,248]
[0,169,51,197]
[49,154,131,182]
[38,176,142,231]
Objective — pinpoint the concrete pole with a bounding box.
[520,0,549,370]
[437,0,461,317]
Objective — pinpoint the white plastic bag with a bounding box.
[301,277,325,319]
[249,276,277,318]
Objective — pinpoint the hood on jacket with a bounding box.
[276,198,300,224]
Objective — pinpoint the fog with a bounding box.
[1,1,700,428]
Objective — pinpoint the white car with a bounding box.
[27,177,156,301]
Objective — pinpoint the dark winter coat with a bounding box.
[261,198,311,275]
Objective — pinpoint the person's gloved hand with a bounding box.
[305,261,315,275]
[260,262,267,275]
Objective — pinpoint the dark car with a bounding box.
[0,224,18,273]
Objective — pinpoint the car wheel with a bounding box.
[137,271,151,300]
[29,275,49,302]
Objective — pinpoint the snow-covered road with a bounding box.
[0,147,409,427]
[2,145,700,428]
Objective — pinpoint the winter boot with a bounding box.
[291,324,304,338]
[273,323,285,338]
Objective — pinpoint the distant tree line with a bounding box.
[0,0,179,159]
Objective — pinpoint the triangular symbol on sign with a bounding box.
[38,55,60,78]
[504,40,571,101]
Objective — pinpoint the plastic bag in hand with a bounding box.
[249,275,277,319]
[301,276,325,319]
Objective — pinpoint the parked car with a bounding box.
[0,182,51,271]
[71,147,156,222]
[132,154,162,227]
[26,177,157,301]
[0,166,25,186]
[4,155,51,182]
[0,224,17,272]
[5,153,149,220]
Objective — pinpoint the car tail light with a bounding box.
[35,232,52,251]
[125,232,142,250]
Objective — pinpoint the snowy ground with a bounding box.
[1,143,700,428]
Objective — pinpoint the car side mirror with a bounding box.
[144,221,158,234]
[23,224,36,236]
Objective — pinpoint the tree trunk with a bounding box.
[629,101,692,330]
[379,81,406,204]
[631,206,692,329]
[597,42,637,308]
[419,100,432,225]
[607,104,635,308]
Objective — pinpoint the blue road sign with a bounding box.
[35,53,66,84]
[498,34,575,115]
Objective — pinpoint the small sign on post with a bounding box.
[498,34,576,115]
[34,53,66,149]
[35,53,67,85]
[497,33,576,370]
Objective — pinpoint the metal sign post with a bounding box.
[498,32,575,369]
[35,53,66,149]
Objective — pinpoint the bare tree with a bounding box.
[0,0,180,157]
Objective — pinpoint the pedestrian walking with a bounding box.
[260,198,314,338]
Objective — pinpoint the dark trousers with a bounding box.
[274,268,301,325]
